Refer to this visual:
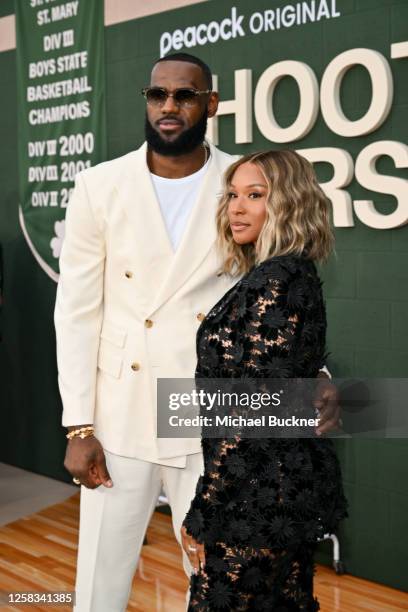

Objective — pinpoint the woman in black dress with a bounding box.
[181,150,348,611]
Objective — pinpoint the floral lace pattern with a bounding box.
[183,256,348,611]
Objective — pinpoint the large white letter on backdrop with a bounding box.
[207,69,252,145]
[354,141,408,229]
[254,60,319,143]
[320,48,393,137]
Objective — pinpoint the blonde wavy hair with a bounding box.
[216,149,334,276]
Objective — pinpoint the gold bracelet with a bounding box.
[66,426,95,440]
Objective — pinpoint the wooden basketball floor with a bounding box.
[0,494,407,611]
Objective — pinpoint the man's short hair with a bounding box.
[154,53,213,90]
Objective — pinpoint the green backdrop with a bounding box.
[0,0,407,592]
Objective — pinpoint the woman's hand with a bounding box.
[181,525,205,574]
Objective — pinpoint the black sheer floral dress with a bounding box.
[183,255,348,612]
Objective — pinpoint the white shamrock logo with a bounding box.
[50,220,66,258]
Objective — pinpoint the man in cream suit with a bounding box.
[55,53,239,612]
[55,53,338,611]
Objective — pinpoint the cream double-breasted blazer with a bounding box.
[54,141,239,466]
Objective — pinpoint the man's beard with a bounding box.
[145,108,208,157]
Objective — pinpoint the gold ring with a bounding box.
[73,477,81,485]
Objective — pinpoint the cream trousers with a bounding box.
[73,450,204,612]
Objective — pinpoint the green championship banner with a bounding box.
[16,0,106,281]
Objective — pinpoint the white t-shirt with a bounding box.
[151,157,210,251]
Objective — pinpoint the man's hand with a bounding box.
[181,525,205,574]
[64,435,113,489]
[314,373,341,436]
